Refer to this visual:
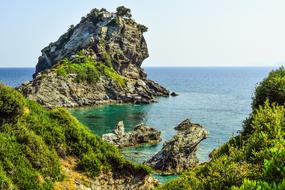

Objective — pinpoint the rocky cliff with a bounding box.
[19,7,169,108]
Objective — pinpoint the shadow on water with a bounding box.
[71,104,148,135]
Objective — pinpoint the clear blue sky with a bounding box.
[0,0,285,67]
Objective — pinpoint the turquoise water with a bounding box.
[71,67,274,174]
[0,67,274,183]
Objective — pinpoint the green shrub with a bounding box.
[79,152,103,177]
[252,67,285,109]
[0,84,25,125]
[232,179,285,190]
[116,6,132,18]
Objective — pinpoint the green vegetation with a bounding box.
[0,84,148,190]
[252,66,285,109]
[116,6,132,18]
[138,24,148,33]
[53,50,126,87]
[159,68,285,190]
[0,85,24,125]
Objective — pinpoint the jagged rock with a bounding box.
[170,92,179,97]
[114,121,125,138]
[19,7,169,108]
[145,119,208,174]
[102,121,161,148]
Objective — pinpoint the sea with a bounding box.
[0,67,274,183]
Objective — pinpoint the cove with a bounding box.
[71,67,273,183]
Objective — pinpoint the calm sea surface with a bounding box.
[0,67,273,183]
[0,68,34,87]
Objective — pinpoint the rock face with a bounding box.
[145,119,208,174]
[103,121,161,148]
[19,7,169,108]
[54,156,159,190]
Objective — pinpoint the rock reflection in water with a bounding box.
[70,104,148,136]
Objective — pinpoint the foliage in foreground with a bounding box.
[159,68,285,190]
[252,66,285,109]
[0,84,148,190]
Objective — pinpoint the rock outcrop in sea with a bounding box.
[103,121,161,147]
[145,119,208,174]
[19,7,169,108]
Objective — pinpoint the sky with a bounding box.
[0,0,285,67]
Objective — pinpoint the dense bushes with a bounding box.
[252,67,285,109]
[0,85,148,190]
[159,68,285,190]
[0,84,25,124]
[116,6,132,18]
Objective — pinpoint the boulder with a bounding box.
[145,119,208,174]
[102,121,161,148]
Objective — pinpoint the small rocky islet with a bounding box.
[102,121,162,148]
[19,6,169,109]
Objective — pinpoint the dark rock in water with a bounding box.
[19,7,169,108]
[170,92,179,96]
[145,119,208,174]
[102,121,161,148]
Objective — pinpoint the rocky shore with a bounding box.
[145,119,208,174]
[19,7,169,108]
[102,121,161,148]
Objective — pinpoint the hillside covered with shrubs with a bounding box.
[0,84,150,190]
[159,67,285,190]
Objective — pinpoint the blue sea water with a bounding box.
[0,68,34,87]
[0,67,274,183]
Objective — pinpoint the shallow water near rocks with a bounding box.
[70,67,273,183]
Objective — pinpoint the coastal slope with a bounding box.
[0,84,157,190]
[20,7,169,108]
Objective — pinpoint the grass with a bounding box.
[53,51,126,87]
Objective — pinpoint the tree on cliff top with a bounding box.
[116,6,132,18]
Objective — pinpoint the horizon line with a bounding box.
[0,65,278,69]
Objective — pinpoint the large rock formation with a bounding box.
[103,121,161,148]
[19,7,169,108]
[145,119,208,174]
